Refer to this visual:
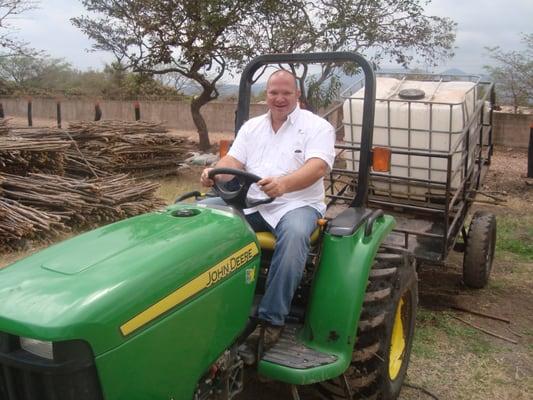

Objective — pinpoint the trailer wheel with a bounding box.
[463,211,497,289]
[316,254,418,400]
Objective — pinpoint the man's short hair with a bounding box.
[267,70,298,91]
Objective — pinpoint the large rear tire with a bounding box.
[463,211,497,289]
[316,253,418,400]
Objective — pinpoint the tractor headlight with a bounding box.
[20,337,54,359]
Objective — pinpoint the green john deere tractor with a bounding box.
[0,53,417,400]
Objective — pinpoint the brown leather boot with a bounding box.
[259,323,284,352]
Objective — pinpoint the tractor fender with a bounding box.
[301,212,395,371]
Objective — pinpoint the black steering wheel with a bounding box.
[208,168,275,209]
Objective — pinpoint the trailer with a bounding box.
[324,72,496,288]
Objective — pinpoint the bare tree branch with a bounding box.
[484,33,532,113]
[0,0,38,57]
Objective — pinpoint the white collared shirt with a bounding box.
[228,106,336,228]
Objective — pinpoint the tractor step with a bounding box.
[262,325,337,369]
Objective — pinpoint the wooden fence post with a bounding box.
[56,101,62,128]
[27,98,33,127]
[134,101,141,121]
[95,102,102,121]
[527,122,533,178]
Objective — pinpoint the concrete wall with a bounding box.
[0,97,268,132]
[492,112,532,149]
[1,97,531,148]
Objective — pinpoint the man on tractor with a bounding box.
[201,69,335,349]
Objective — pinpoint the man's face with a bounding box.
[266,72,300,121]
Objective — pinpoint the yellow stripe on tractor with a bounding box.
[120,242,259,336]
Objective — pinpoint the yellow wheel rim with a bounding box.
[388,297,406,380]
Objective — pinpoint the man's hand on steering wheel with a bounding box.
[258,176,287,198]
[200,167,214,187]
[201,167,240,188]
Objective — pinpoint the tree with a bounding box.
[484,33,533,113]
[0,55,41,85]
[0,55,74,90]
[72,1,455,147]
[0,0,38,57]
[0,55,186,99]
[73,0,262,150]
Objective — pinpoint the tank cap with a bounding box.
[398,88,425,100]
[171,208,201,217]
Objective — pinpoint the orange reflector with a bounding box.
[317,218,328,227]
[219,139,232,158]
[372,147,391,172]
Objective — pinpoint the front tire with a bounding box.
[316,253,418,400]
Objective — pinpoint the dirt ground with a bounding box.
[402,148,533,400]
[0,124,531,400]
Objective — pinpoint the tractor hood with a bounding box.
[0,204,259,355]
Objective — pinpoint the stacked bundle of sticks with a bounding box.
[7,122,195,178]
[0,121,197,248]
[0,133,70,175]
[68,120,166,136]
[0,175,67,242]
[65,120,195,178]
[0,173,165,245]
[6,128,105,177]
[0,197,65,244]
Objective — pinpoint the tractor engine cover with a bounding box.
[0,204,260,400]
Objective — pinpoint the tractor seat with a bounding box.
[256,226,322,251]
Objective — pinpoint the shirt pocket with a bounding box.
[276,143,306,175]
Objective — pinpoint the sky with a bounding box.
[8,0,533,75]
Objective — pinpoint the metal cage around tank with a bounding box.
[322,73,495,263]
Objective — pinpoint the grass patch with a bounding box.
[495,214,533,261]
[523,328,533,338]
[155,168,203,204]
[412,314,440,358]
[487,278,505,290]
[413,309,494,358]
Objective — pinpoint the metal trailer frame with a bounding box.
[322,72,495,264]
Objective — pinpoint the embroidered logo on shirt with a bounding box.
[294,149,302,153]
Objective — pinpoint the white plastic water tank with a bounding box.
[342,77,479,199]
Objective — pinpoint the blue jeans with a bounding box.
[199,197,320,326]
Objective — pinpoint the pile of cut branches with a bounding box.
[7,122,196,178]
[65,120,195,178]
[0,133,70,175]
[0,197,65,244]
[0,173,165,246]
[0,120,196,248]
